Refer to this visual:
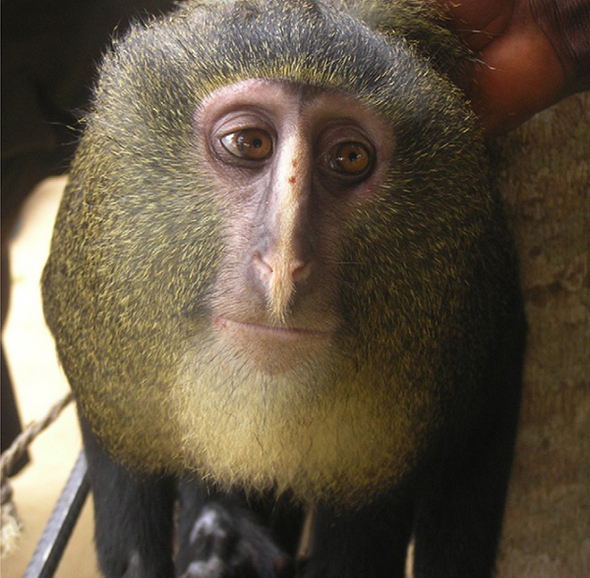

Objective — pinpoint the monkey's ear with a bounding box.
[362,0,472,86]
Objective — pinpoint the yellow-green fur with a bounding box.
[42,0,517,507]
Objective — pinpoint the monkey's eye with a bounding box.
[324,142,372,176]
[220,129,273,161]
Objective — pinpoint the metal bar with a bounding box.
[24,451,90,578]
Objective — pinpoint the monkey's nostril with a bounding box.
[253,251,273,279]
[292,260,312,282]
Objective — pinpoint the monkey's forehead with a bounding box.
[95,0,463,122]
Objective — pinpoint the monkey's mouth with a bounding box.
[213,316,333,374]
[214,317,332,341]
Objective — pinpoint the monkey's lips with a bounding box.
[214,316,333,374]
[215,317,331,340]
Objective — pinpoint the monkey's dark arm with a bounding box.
[411,311,527,577]
[79,416,176,578]
[302,498,414,578]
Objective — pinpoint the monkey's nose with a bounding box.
[252,251,312,283]
[252,246,313,321]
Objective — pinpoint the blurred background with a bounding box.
[2,176,99,577]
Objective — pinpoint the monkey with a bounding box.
[41,0,526,576]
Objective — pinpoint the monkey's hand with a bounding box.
[176,503,293,578]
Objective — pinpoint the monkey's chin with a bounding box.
[213,316,334,375]
[173,333,424,505]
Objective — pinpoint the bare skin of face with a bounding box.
[196,79,394,374]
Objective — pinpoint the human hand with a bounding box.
[437,0,572,135]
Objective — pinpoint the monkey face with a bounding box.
[42,0,515,503]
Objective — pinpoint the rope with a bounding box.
[1,392,74,558]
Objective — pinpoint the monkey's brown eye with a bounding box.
[326,142,372,176]
[220,129,273,160]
